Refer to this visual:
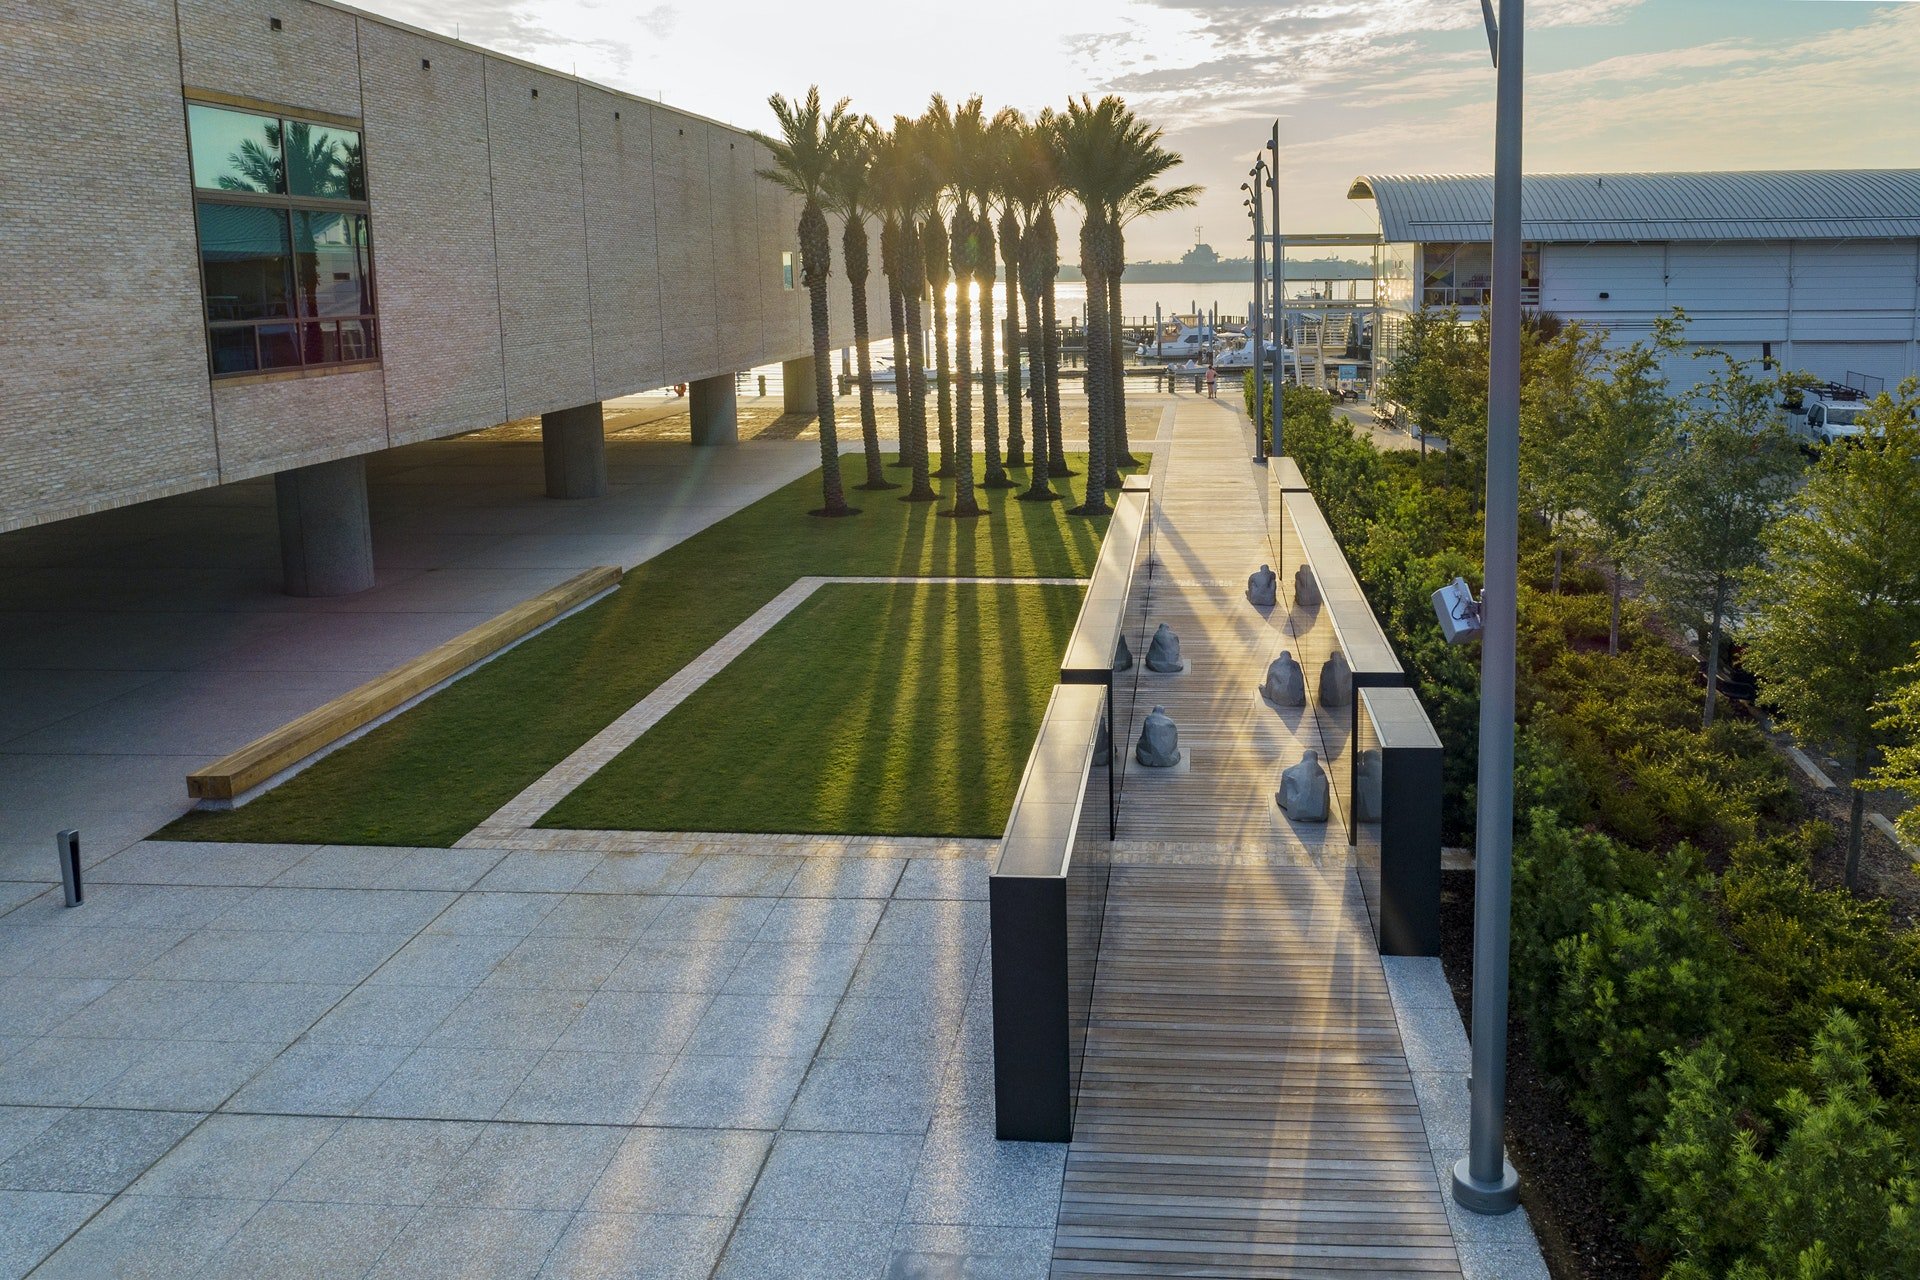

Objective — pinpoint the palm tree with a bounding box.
[823,118,894,491]
[921,98,959,480]
[760,88,860,516]
[1109,183,1199,475]
[991,109,1027,471]
[941,97,989,517]
[1054,96,1186,514]
[1006,113,1064,503]
[879,117,939,502]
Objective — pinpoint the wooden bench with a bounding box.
[988,682,1107,1142]
[1058,475,1151,838]
[186,565,622,805]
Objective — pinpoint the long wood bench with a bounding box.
[186,565,622,804]
[1058,474,1152,839]
[988,682,1108,1142]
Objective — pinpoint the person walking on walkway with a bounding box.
[1205,365,1217,399]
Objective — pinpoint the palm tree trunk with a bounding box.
[949,219,981,517]
[1019,261,1056,502]
[979,238,1009,489]
[902,284,937,502]
[1073,261,1111,519]
[1042,270,1069,478]
[925,218,956,478]
[1108,270,1137,474]
[1000,211,1024,469]
[844,220,891,491]
[808,279,852,516]
[887,281,910,467]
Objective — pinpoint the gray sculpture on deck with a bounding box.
[1247,564,1277,607]
[1294,564,1321,607]
[1113,634,1133,673]
[1318,651,1353,707]
[1260,651,1306,706]
[1276,750,1330,822]
[1354,748,1384,823]
[1094,715,1112,768]
[1145,623,1183,673]
[1135,705,1182,767]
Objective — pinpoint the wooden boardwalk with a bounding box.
[1055,398,1462,1277]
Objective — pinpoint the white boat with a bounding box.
[1136,321,1215,361]
[1211,337,1297,376]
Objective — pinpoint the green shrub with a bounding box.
[1648,1012,1920,1280]
[1284,399,1920,1271]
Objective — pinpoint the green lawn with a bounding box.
[163,455,1133,847]
[540,582,1081,837]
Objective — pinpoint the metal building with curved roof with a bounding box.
[1348,170,1920,244]
[1346,170,1920,393]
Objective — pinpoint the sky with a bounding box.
[356,0,1920,260]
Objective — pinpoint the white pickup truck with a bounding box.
[1803,397,1870,446]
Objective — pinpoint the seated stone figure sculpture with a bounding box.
[1093,715,1112,768]
[1318,651,1353,707]
[1260,651,1306,706]
[1276,750,1330,822]
[1135,706,1182,767]
[1294,564,1322,607]
[1113,634,1133,673]
[1247,563,1278,607]
[1145,623,1183,673]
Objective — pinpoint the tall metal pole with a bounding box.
[1267,122,1282,453]
[1248,186,1266,460]
[1453,0,1523,1216]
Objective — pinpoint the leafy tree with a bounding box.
[1572,313,1684,653]
[1005,112,1065,500]
[1518,319,1601,594]
[759,89,859,516]
[1635,352,1805,726]
[1872,649,1920,848]
[1743,378,1920,885]
[932,96,987,516]
[874,117,940,503]
[822,118,894,492]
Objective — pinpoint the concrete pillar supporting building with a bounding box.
[541,402,608,499]
[782,356,816,415]
[689,374,739,446]
[275,455,375,597]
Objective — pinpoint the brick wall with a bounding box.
[1,0,887,532]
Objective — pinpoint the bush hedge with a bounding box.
[1262,381,1920,1276]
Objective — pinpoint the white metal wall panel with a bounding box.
[1789,342,1914,390]
[1539,245,1666,315]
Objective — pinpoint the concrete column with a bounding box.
[541,402,607,499]
[689,374,739,446]
[275,455,375,597]
[782,356,816,414]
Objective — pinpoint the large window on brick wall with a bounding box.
[188,102,378,377]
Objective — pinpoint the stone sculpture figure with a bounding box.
[1319,651,1353,707]
[1145,623,1183,673]
[1294,564,1322,607]
[1113,634,1133,673]
[1135,705,1182,767]
[1276,750,1330,822]
[1247,564,1278,607]
[1354,748,1384,823]
[1093,715,1111,768]
[1260,651,1306,706]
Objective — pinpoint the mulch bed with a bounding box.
[1440,869,1653,1280]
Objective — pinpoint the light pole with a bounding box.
[1242,181,1266,460]
[1266,121,1281,454]
[1453,0,1524,1216]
